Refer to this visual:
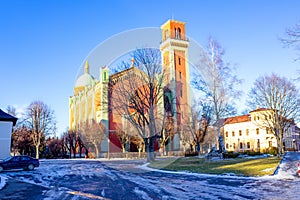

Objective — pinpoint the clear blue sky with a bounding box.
[0,0,299,135]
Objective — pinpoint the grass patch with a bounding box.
[149,157,281,177]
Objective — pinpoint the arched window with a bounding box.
[177,27,181,39]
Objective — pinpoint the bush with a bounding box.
[266,147,278,156]
[244,150,261,156]
[223,151,239,159]
[184,151,198,157]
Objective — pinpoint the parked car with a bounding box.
[0,155,39,172]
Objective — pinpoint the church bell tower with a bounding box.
[160,19,190,150]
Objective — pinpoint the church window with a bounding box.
[177,28,181,39]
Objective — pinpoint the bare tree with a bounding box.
[80,119,106,158]
[192,37,242,153]
[248,73,300,155]
[108,48,165,162]
[281,22,300,61]
[24,101,56,159]
[63,130,77,158]
[159,114,175,156]
[181,101,212,156]
[47,137,65,158]
[6,105,17,117]
[11,125,34,156]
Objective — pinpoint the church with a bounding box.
[69,19,191,155]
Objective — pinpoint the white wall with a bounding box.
[0,121,13,159]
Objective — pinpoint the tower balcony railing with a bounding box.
[160,35,189,44]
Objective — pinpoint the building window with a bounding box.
[225,131,228,137]
[257,116,260,120]
[254,116,256,120]
[256,128,259,135]
[233,143,236,149]
[266,127,270,134]
[269,141,272,147]
[180,89,182,97]
[240,142,243,149]
[104,71,107,81]
[226,143,229,149]
[246,129,249,136]
[179,71,182,79]
[257,139,260,148]
[247,142,250,149]
[178,57,181,65]
[239,130,242,136]
[232,131,235,137]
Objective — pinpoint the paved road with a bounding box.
[1,152,299,200]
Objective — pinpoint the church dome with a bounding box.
[74,60,94,88]
[75,73,94,88]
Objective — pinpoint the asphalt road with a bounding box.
[0,153,299,200]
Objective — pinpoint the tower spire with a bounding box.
[84,60,89,74]
[131,58,135,67]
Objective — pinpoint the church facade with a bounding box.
[69,19,191,155]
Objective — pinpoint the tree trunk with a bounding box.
[35,145,39,159]
[196,142,200,157]
[144,137,155,162]
[95,145,99,158]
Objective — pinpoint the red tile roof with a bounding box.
[249,108,269,113]
[224,114,250,124]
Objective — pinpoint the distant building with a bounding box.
[69,19,191,155]
[223,108,296,152]
[0,109,17,159]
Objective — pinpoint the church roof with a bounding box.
[75,60,95,88]
[0,109,18,126]
[75,73,95,88]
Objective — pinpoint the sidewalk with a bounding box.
[274,151,300,179]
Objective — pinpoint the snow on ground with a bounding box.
[0,175,7,190]
[1,152,299,200]
[273,151,300,179]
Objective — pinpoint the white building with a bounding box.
[0,109,17,159]
[224,108,280,153]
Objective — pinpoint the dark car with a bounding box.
[0,155,39,172]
